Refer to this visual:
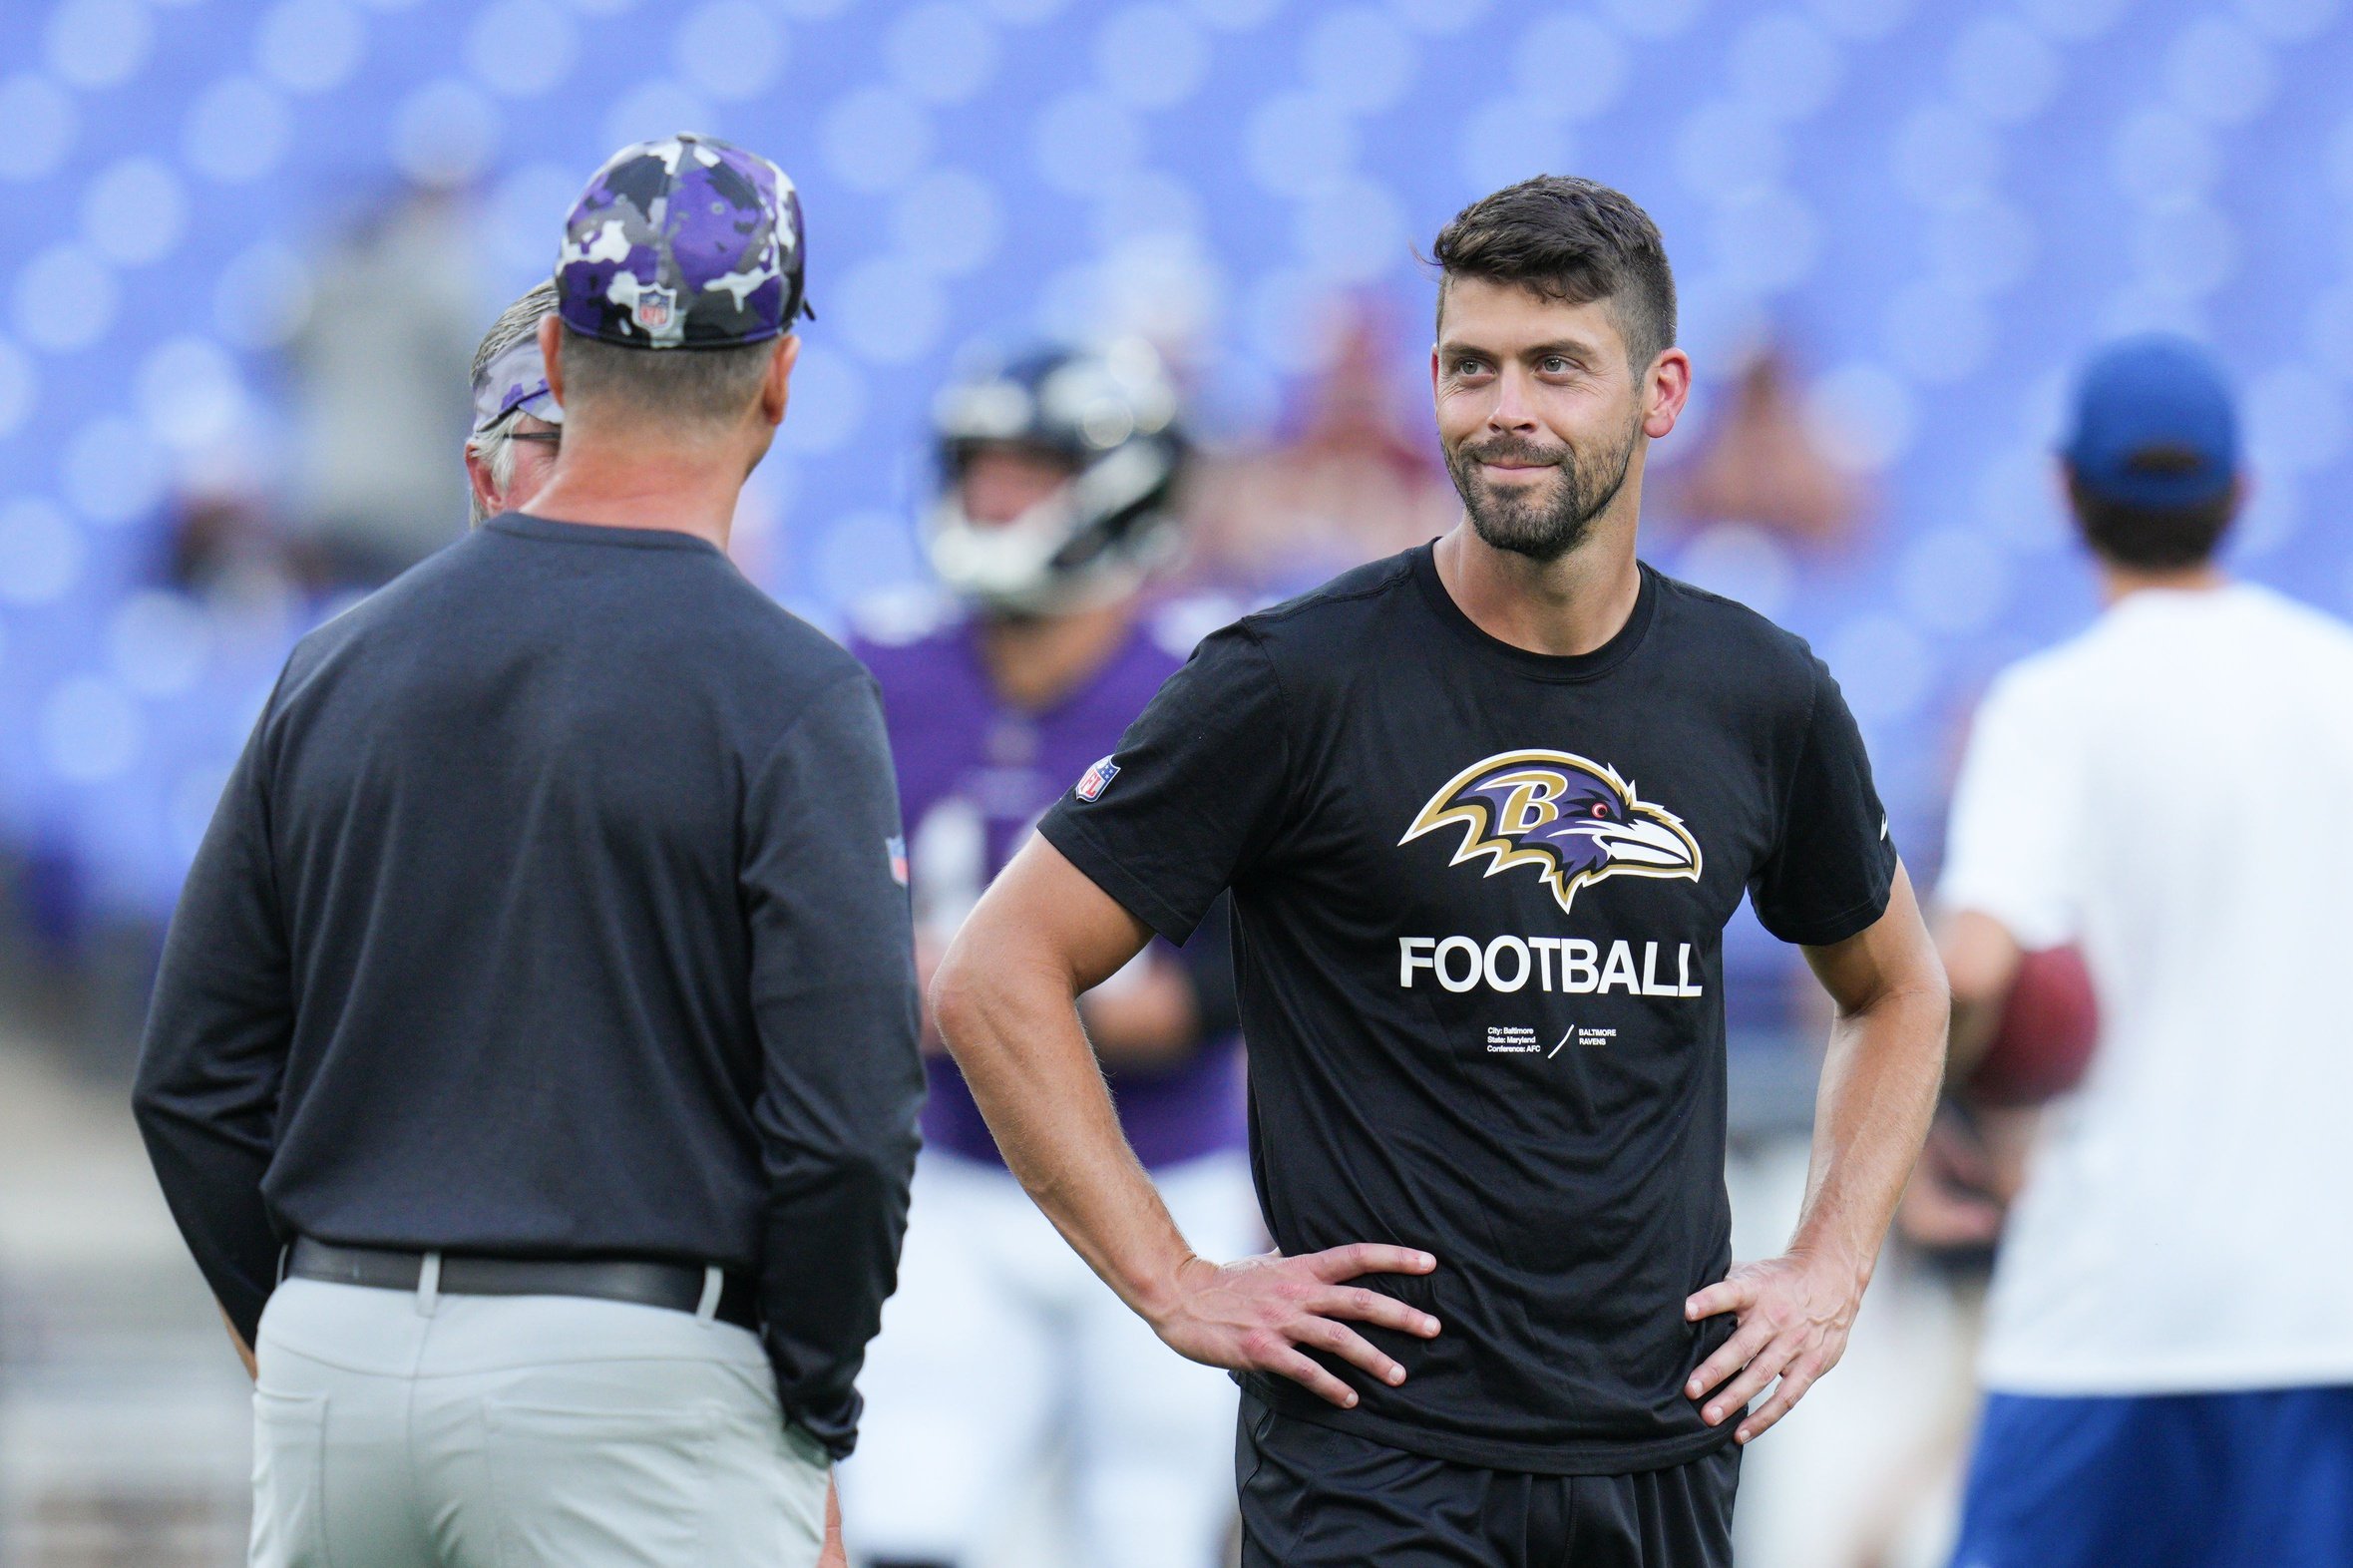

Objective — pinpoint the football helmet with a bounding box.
[925,339,1186,614]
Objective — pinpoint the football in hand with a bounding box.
[1964,945,2099,1107]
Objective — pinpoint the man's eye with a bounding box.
[1541,357,1571,374]
[1454,359,1486,376]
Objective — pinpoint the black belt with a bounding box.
[287,1238,761,1333]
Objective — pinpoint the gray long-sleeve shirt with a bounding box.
[132,512,925,1457]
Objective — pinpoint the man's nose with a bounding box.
[1486,367,1540,430]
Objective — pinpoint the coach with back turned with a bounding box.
[132,136,922,1568]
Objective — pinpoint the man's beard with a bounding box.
[1444,417,1642,563]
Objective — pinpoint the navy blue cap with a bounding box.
[2062,334,2238,510]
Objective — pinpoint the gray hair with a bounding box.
[555,326,777,426]
[466,281,560,525]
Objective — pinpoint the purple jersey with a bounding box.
[852,600,1246,1171]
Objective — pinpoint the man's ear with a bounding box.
[463,444,503,522]
[1643,347,1694,440]
[761,333,801,429]
[538,314,567,405]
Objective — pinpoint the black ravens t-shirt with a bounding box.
[1038,544,1897,1475]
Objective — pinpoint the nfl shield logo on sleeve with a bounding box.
[1075,756,1119,802]
[885,835,909,886]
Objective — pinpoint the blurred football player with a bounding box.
[840,342,1256,1568]
[463,280,563,523]
[1938,335,2353,1567]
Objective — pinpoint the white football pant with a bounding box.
[844,1148,1262,1568]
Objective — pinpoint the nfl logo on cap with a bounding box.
[1075,756,1119,802]
[632,285,675,332]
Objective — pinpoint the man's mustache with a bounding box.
[1457,437,1569,469]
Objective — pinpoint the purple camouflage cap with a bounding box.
[555,133,811,351]
[471,334,562,435]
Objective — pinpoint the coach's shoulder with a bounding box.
[275,533,495,687]
[752,598,875,692]
[672,571,871,709]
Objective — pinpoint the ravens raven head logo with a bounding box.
[1400,750,1703,915]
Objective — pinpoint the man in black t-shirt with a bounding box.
[932,177,1949,1566]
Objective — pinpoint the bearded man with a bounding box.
[926,176,1949,1567]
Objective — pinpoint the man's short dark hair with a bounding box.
[1428,176,1677,369]
[2067,446,2237,570]
[556,326,776,426]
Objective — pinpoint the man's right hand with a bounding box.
[816,1476,845,1568]
[935,844,1440,1410]
[1146,1244,1441,1408]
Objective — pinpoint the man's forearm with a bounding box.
[132,1097,283,1344]
[936,840,1440,1411]
[751,969,925,1460]
[1791,981,1948,1273]
[759,1144,917,1458]
[936,946,1194,1320]
[1686,872,1950,1443]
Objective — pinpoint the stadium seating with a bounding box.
[2,0,2348,964]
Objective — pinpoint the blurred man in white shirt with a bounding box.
[1938,335,2353,1568]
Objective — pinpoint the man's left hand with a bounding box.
[1682,1249,1866,1444]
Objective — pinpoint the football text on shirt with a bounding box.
[1397,935,1705,996]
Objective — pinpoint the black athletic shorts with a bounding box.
[1236,1389,1741,1568]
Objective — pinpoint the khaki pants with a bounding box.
[249,1274,830,1567]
